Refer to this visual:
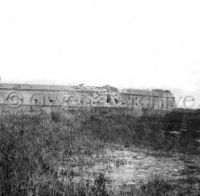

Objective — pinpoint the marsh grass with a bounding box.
[0,109,200,195]
[122,175,200,196]
[0,112,107,195]
[83,109,200,154]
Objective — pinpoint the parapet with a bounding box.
[0,83,175,113]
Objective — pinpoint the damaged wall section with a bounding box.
[0,83,176,113]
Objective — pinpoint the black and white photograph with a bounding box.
[0,0,200,195]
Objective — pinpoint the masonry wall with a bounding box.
[0,83,175,114]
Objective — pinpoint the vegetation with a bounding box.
[124,176,200,196]
[84,108,200,154]
[0,108,199,195]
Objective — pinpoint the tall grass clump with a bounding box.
[0,112,107,195]
[124,175,200,196]
[83,108,200,154]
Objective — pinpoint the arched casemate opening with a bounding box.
[5,91,24,108]
[47,95,58,106]
[30,93,44,106]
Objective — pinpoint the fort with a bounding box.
[0,83,175,114]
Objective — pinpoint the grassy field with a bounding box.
[0,108,200,195]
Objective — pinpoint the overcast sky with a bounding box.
[0,0,200,94]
